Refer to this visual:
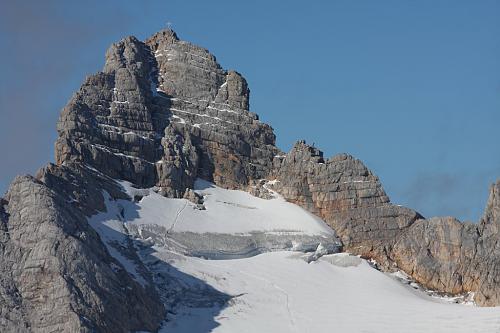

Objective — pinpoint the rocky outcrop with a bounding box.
[0,165,164,333]
[475,180,500,305]
[271,141,500,306]
[146,30,279,192]
[392,181,500,306]
[481,179,500,228]
[271,140,422,266]
[55,36,166,188]
[391,217,478,296]
[56,29,279,198]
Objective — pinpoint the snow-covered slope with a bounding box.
[156,251,500,333]
[109,179,341,259]
[121,179,335,235]
[88,179,500,333]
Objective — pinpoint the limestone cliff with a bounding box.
[55,30,279,198]
[0,165,164,332]
[271,141,422,266]
[392,181,500,306]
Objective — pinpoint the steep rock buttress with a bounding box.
[56,30,279,198]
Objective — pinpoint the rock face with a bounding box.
[56,29,279,198]
[271,141,500,306]
[0,164,164,332]
[391,217,478,296]
[271,141,422,266]
[55,36,165,188]
[392,180,500,306]
[2,27,500,332]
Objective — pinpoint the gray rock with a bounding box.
[392,180,500,306]
[0,166,164,333]
[55,36,167,189]
[392,217,478,295]
[56,29,280,198]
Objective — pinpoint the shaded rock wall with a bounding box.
[55,36,167,188]
[0,165,164,333]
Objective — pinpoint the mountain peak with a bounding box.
[56,28,278,197]
[2,27,500,332]
[151,28,180,41]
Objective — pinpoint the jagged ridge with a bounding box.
[56,29,279,198]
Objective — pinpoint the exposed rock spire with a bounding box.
[56,30,279,197]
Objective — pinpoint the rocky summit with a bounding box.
[55,29,279,198]
[1,29,500,332]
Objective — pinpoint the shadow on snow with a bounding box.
[97,196,233,333]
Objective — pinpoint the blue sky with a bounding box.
[1,0,499,221]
